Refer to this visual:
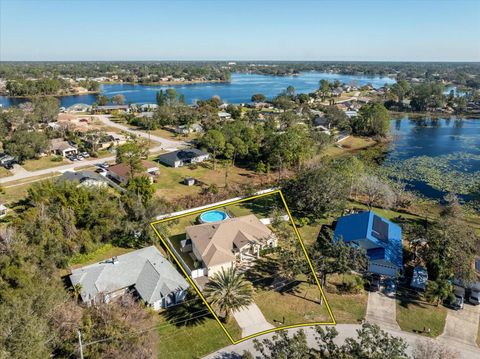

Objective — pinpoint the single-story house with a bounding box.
[334,211,403,277]
[183,214,277,277]
[57,171,125,192]
[0,204,7,218]
[139,104,158,112]
[345,110,358,118]
[107,160,159,185]
[174,123,204,135]
[157,149,210,168]
[218,111,232,121]
[69,246,189,310]
[50,139,78,157]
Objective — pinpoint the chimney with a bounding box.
[112,256,118,264]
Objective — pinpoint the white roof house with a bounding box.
[70,246,189,310]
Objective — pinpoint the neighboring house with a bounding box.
[334,211,403,277]
[183,214,277,277]
[139,104,158,112]
[218,111,232,121]
[174,123,204,135]
[0,204,7,218]
[107,160,159,185]
[157,149,210,168]
[345,110,358,118]
[57,171,125,192]
[50,139,78,157]
[69,246,189,310]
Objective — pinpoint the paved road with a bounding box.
[233,303,274,337]
[366,291,400,330]
[0,116,186,185]
[203,323,480,359]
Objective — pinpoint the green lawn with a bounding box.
[156,312,239,359]
[68,244,133,267]
[254,279,332,327]
[150,161,260,201]
[227,193,282,219]
[323,274,368,324]
[396,299,447,337]
[22,156,69,171]
[322,136,376,158]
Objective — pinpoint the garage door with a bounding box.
[368,263,398,277]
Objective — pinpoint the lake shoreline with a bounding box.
[99,79,230,86]
[2,90,100,99]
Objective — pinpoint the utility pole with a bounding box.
[77,330,84,359]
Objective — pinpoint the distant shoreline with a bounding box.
[100,79,230,86]
[2,90,100,99]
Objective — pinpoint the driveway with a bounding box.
[366,291,400,330]
[233,303,274,337]
[439,304,480,347]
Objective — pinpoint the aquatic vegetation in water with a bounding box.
[378,152,480,196]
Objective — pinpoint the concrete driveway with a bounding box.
[366,291,400,330]
[233,303,274,337]
[439,304,480,347]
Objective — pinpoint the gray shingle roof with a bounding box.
[70,246,188,304]
[157,148,209,165]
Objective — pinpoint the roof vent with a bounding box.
[112,256,118,264]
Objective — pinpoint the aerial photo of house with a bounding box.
[182,214,277,277]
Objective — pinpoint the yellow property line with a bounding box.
[150,189,336,345]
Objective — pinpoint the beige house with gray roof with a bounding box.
[184,215,277,277]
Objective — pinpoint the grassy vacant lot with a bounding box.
[22,156,69,171]
[156,312,240,359]
[322,136,376,158]
[254,279,332,327]
[396,299,447,337]
[151,161,261,200]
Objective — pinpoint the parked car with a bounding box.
[81,152,90,158]
[445,286,465,310]
[384,278,397,297]
[95,168,108,177]
[367,274,381,292]
[468,288,480,305]
[77,155,84,161]
[67,155,77,161]
[99,162,109,169]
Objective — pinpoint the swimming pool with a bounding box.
[199,210,229,223]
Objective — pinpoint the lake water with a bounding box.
[382,117,480,202]
[0,72,395,107]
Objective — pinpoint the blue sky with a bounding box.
[1,0,479,61]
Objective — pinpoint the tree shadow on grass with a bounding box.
[243,257,279,290]
[161,291,213,327]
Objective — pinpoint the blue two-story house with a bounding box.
[334,211,403,277]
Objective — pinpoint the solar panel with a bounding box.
[372,215,389,242]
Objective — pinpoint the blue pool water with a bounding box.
[199,210,229,223]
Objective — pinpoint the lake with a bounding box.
[0,72,395,107]
[382,117,480,203]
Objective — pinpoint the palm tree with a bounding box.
[71,283,82,302]
[426,278,452,306]
[204,266,254,322]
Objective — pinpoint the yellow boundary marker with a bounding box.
[150,189,336,345]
